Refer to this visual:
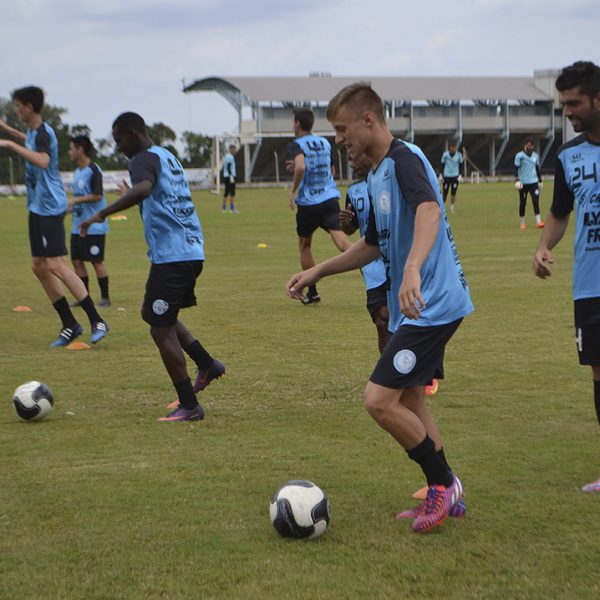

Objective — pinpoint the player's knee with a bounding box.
[363,388,387,420]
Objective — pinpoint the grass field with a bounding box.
[1,184,598,599]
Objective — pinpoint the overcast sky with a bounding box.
[2,0,599,145]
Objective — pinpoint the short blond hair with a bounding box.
[326,81,386,123]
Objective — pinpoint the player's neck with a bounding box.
[77,156,91,169]
[586,127,600,144]
[26,113,43,131]
[368,130,394,166]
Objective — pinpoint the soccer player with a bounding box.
[339,153,389,353]
[288,108,352,304]
[222,144,238,214]
[440,141,463,213]
[287,83,473,532]
[533,60,600,494]
[80,112,224,422]
[67,135,111,307]
[515,137,544,230]
[0,86,108,347]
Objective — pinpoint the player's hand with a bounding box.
[538,181,544,189]
[533,248,554,279]
[438,173,443,184]
[0,139,13,149]
[66,197,76,214]
[399,265,425,319]
[339,204,355,227]
[289,192,297,211]
[116,179,131,195]
[80,213,102,237]
[458,175,463,183]
[229,175,234,183]
[285,159,295,173]
[286,268,319,301]
[515,180,523,190]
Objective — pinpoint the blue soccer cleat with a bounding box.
[90,321,109,344]
[50,324,83,347]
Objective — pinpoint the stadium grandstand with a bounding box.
[183,71,572,185]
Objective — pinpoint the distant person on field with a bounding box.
[0,86,108,347]
[515,137,544,230]
[339,153,389,353]
[440,141,463,214]
[287,83,473,532]
[287,107,352,305]
[67,135,111,307]
[222,144,238,214]
[533,60,600,494]
[80,112,224,423]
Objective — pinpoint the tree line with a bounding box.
[0,97,212,185]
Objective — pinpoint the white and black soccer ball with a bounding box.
[269,480,330,539]
[12,381,54,421]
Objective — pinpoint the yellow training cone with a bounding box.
[256,243,268,248]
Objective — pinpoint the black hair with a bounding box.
[112,112,146,134]
[70,135,93,156]
[293,108,315,132]
[11,86,45,113]
[555,61,600,99]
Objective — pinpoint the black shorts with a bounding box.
[224,179,236,197]
[29,212,67,257]
[442,177,459,196]
[574,298,600,365]
[521,183,540,197]
[143,261,203,327]
[70,234,106,262]
[370,318,462,389]
[366,283,388,322]
[296,198,342,237]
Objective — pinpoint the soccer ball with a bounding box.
[12,381,54,421]
[269,480,331,539]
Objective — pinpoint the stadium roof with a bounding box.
[183,76,552,105]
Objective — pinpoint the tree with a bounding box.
[181,131,212,168]
[147,122,176,146]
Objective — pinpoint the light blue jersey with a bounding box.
[223,152,236,179]
[514,150,540,184]
[346,179,387,291]
[289,134,339,206]
[366,139,473,331]
[71,162,109,235]
[441,150,463,178]
[25,123,68,216]
[552,134,600,300]
[129,146,204,264]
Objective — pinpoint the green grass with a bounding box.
[0,184,598,599]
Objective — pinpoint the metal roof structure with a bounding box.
[183,75,552,107]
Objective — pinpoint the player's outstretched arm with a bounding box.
[80,180,152,237]
[0,119,26,142]
[287,237,380,301]
[0,139,49,168]
[533,212,570,279]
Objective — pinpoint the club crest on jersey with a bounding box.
[152,299,169,315]
[78,180,85,190]
[379,191,391,215]
[393,349,417,374]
